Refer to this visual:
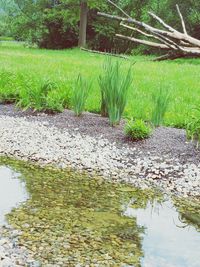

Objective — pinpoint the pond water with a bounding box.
[0,166,27,224]
[124,201,200,267]
[0,157,200,267]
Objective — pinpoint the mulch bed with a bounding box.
[0,104,199,165]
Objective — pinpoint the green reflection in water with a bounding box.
[0,157,162,266]
[174,198,200,231]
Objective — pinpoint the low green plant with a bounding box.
[71,74,91,116]
[17,78,58,111]
[186,107,200,147]
[125,119,152,140]
[46,84,71,112]
[0,70,19,103]
[99,58,133,126]
[151,84,171,127]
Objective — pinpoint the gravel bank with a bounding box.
[0,107,200,267]
[0,114,199,198]
[0,226,39,267]
[1,104,199,165]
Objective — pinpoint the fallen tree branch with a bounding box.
[81,47,130,60]
[107,0,131,19]
[120,23,154,38]
[176,4,187,35]
[97,1,200,60]
[116,34,169,49]
[148,11,177,33]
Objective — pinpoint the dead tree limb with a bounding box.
[81,47,129,60]
[97,1,200,60]
[176,4,187,35]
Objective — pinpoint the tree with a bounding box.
[98,0,200,60]
[78,0,88,47]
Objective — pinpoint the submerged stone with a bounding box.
[0,157,199,267]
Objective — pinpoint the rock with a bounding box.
[0,115,199,200]
[0,257,14,267]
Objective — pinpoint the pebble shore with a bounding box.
[0,226,39,267]
[0,115,200,267]
[0,115,199,198]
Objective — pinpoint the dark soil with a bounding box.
[0,104,199,165]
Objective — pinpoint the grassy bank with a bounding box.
[0,41,200,128]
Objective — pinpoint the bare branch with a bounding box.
[176,4,187,35]
[148,11,177,33]
[116,34,169,49]
[107,0,132,19]
[120,23,153,37]
[98,11,200,47]
[98,3,200,60]
[152,31,183,51]
[120,23,174,48]
[153,53,184,61]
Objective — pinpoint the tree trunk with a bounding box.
[78,0,88,48]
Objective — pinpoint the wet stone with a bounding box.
[0,158,199,266]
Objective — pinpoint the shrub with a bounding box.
[186,107,200,147]
[125,119,152,140]
[0,70,19,103]
[17,78,58,111]
[98,58,133,126]
[151,84,171,126]
[71,74,91,116]
[46,83,71,112]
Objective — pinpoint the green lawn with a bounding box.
[0,41,200,128]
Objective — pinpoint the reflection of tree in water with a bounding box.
[0,157,158,267]
[174,198,200,232]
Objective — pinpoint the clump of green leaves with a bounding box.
[151,84,171,126]
[71,74,91,116]
[17,78,59,112]
[125,119,152,141]
[0,70,19,103]
[99,58,133,126]
[186,107,200,147]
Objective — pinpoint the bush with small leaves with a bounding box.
[125,119,152,141]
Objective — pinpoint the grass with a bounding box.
[151,82,171,127]
[0,41,200,128]
[0,36,14,41]
[72,74,91,116]
[99,58,133,126]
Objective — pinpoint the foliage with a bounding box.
[0,70,19,103]
[0,42,199,128]
[125,119,152,140]
[0,0,200,53]
[17,78,58,111]
[0,36,13,41]
[71,73,91,116]
[151,83,171,127]
[0,66,70,112]
[99,58,133,126]
[186,107,200,147]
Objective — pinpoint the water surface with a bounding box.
[124,200,200,267]
[0,166,27,224]
[0,157,199,267]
